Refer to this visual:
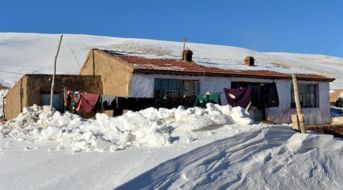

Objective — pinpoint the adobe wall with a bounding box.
[4,76,28,120]
[4,75,102,120]
[80,50,132,97]
[25,75,103,107]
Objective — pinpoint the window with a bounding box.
[291,84,318,108]
[41,93,64,112]
[154,79,199,98]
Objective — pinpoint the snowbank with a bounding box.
[0,104,253,152]
[117,126,343,190]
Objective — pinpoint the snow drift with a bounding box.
[117,126,343,190]
[0,104,253,152]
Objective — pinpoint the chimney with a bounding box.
[244,56,255,66]
[182,49,193,62]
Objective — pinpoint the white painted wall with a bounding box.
[265,81,330,125]
[129,74,230,104]
[129,74,155,97]
[199,76,230,105]
[129,74,331,125]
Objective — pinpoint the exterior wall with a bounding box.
[4,76,28,120]
[266,81,330,125]
[200,76,230,105]
[80,50,132,97]
[4,75,102,120]
[129,74,230,104]
[129,74,331,125]
[25,75,103,107]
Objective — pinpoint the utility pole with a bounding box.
[50,34,64,111]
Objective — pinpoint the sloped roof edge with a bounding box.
[99,49,335,82]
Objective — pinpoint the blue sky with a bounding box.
[1,0,342,57]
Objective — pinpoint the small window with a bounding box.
[41,93,64,112]
[154,79,199,98]
[291,84,318,108]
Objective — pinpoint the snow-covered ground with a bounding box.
[0,104,259,189]
[1,105,343,189]
[0,33,343,88]
[117,126,343,190]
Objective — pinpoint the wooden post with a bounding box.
[50,34,64,111]
[92,49,95,76]
[292,74,306,133]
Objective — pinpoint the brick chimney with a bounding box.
[182,49,193,62]
[244,56,255,66]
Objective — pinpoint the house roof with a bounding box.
[101,50,335,82]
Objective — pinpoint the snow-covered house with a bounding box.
[80,49,334,125]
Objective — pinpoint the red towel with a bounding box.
[76,92,100,113]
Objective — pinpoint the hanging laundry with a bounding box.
[64,91,80,113]
[262,82,279,108]
[195,92,221,108]
[156,96,197,109]
[224,88,252,109]
[250,83,279,109]
[251,86,263,109]
[65,91,73,112]
[101,95,116,110]
[76,92,100,113]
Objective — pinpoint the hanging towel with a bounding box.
[195,92,221,108]
[224,88,252,109]
[262,82,279,108]
[76,92,100,113]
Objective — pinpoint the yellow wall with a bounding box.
[80,50,133,97]
[4,76,27,120]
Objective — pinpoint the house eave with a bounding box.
[132,69,335,82]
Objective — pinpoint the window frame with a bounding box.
[154,78,200,98]
[291,83,319,108]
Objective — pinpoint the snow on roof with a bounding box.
[101,50,334,82]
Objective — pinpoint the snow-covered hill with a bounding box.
[0,33,342,88]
